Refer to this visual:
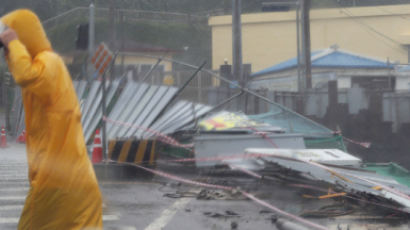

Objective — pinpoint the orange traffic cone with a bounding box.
[0,126,7,148]
[16,130,26,144]
[91,129,103,163]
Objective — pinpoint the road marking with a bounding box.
[0,181,29,185]
[0,177,27,180]
[0,179,28,182]
[0,205,23,211]
[0,217,19,224]
[103,214,120,221]
[115,227,137,230]
[0,212,119,224]
[0,174,27,177]
[144,197,192,230]
[0,187,28,192]
[0,214,119,224]
[0,196,26,201]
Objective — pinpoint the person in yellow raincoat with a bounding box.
[0,9,103,229]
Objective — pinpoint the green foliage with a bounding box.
[45,16,210,66]
[1,0,409,20]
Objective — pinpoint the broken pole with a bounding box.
[149,61,207,126]
[141,58,162,83]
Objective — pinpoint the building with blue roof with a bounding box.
[249,46,404,92]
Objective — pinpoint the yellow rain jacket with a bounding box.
[2,9,103,230]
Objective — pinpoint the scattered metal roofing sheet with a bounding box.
[115,85,160,138]
[83,81,121,142]
[107,83,150,139]
[106,82,139,139]
[160,103,212,134]
[81,81,101,124]
[104,82,209,140]
[75,80,88,101]
[194,133,306,167]
[144,101,191,138]
[253,155,410,213]
[245,148,361,166]
[363,163,410,188]
[123,85,169,137]
[131,87,179,138]
[82,81,109,131]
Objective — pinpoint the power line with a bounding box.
[341,8,401,45]
[320,0,408,55]
[377,7,410,22]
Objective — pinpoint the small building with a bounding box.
[112,40,180,84]
[395,65,410,91]
[250,46,398,92]
[208,4,410,72]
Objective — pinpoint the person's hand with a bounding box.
[0,28,18,48]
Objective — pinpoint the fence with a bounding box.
[225,86,409,134]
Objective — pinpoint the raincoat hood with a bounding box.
[1,9,51,57]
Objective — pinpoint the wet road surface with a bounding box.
[1,144,410,230]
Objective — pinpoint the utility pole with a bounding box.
[232,0,243,83]
[88,1,95,58]
[109,0,117,49]
[300,0,312,89]
[296,0,302,93]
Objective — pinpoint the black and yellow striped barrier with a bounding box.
[108,139,157,165]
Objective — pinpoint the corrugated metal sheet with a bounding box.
[118,85,163,138]
[144,101,190,137]
[128,87,178,138]
[103,81,211,141]
[109,84,154,139]
[81,81,102,124]
[12,79,214,144]
[253,156,410,213]
[144,101,213,139]
[75,80,88,101]
[83,80,121,142]
[105,82,139,138]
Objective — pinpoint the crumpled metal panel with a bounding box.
[160,103,212,134]
[82,81,109,130]
[105,82,138,138]
[122,85,168,138]
[81,81,101,124]
[83,80,121,142]
[144,101,213,139]
[76,80,88,101]
[194,134,306,168]
[256,156,410,212]
[107,83,150,139]
[129,86,179,138]
[146,101,190,136]
[113,84,157,138]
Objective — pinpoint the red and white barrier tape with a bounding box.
[102,116,409,205]
[343,137,371,149]
[103,116,194,149]
[231,167,410,214]
[246,126,279,148]
[167,153,265,163]
[121,162,329,230]
[228,164,263,179]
